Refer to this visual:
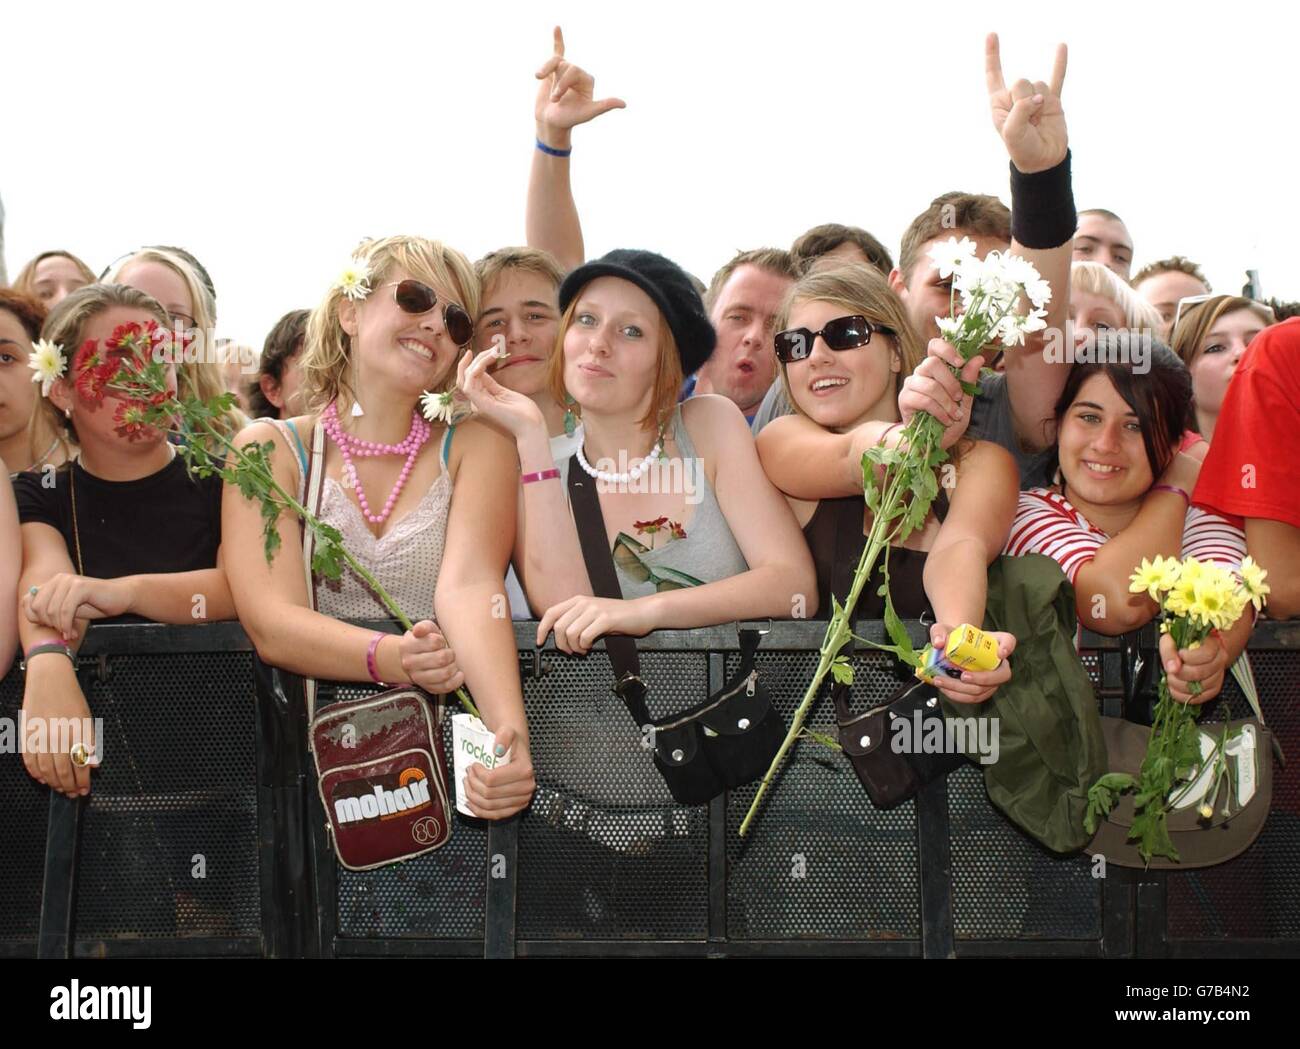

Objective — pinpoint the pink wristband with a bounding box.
[521,467,560,485]
[878,422,902,446]
[366,631,393,686]
[1152,484,1189,505]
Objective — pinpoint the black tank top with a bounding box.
[803,486,950,622]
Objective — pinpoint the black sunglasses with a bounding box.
[384,280,475,347]
[774,314,896,364]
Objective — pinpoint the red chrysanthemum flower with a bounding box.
[112,399,154,442]
[669,520,687,540]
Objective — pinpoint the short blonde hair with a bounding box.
[1070,261,1163,332]
[301,236,479,415]
[775,264,923,421]
[474,247,565,300]
[547,298,684,435]
[105,248,245,439]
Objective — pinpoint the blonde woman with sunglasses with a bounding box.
[757,264,1019,705]
[223,236,534,821]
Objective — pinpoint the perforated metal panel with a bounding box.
[74,652,260,940]
[1166,652,1300,941]
[727,647,920,940]
[517,650,709,940]
[319,683,487,940]
[0,663,46,949]
[949,763,1101,939]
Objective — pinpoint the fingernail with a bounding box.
[1166,659,1178,671]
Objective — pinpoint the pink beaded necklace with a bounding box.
[321,400,432,525]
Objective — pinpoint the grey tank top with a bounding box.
[557,405,750,598]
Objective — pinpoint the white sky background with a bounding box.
[3,0,1296,350]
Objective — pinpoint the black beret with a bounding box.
[559,249,716,376]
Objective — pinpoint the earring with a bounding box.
[351,400,365,418]
[64,407,72,419]
[563,393,577,437]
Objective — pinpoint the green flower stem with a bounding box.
[171,397,478,717]
[738,292,1013,838]
[739,461,909,837]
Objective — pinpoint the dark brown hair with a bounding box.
[1051,343,1191,483]
[790,224,893,276]
[248,309,309,418]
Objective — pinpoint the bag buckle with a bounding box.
[613,673,645,701]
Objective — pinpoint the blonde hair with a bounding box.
[774,264,924,422]
[547,297,684,435]
[1070,261,1162,332]
[301,236,480,415]
[105,248,245,439]
[12,250,97,300]
[40,283,171,447]
[1169,295,1276,372]
[474,247,565,300]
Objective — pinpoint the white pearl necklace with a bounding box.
[575,437,663,484]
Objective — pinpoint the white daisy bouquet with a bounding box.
[1084,555,1269,864]
[740,239,1051,836]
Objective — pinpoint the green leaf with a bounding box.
[959,379,980,396]
[883,595,920,668]
[830,657,854,686]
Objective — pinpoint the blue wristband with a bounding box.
[535,138,572,158]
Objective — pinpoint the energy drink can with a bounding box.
[915,624,1002,682]
[944,625,1001,672]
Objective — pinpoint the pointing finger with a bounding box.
[554,25,565,59]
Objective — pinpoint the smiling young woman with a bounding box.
[222,235,534,820]
[1004,347,1253,703]
[756,265,1019,704]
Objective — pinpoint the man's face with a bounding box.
[697,264,793,415]
[893,233,1009,345]
[1072,214,1134,279]
[1135,270,1209,341]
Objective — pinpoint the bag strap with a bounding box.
[302,419,328,719]
[825,496,861,722]
[565,458,652,727]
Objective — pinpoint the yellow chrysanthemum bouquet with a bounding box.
[1084,555,1270,863]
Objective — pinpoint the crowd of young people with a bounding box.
[2,30,1295,829]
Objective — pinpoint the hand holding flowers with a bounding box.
[1085,555,1268,864]
[740,241,1051,836]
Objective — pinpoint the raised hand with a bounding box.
[985,33,1068,174]
[534,26,626,144]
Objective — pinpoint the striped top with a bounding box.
[1004,487,1245,586]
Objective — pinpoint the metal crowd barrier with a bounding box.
[2,619,1296,959]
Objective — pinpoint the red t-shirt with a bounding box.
[1193,317,1300,529]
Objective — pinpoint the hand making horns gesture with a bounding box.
[985,33,1068,174]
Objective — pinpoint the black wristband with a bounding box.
[1009,150,1076,249]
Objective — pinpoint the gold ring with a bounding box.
[69,742,91,768]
